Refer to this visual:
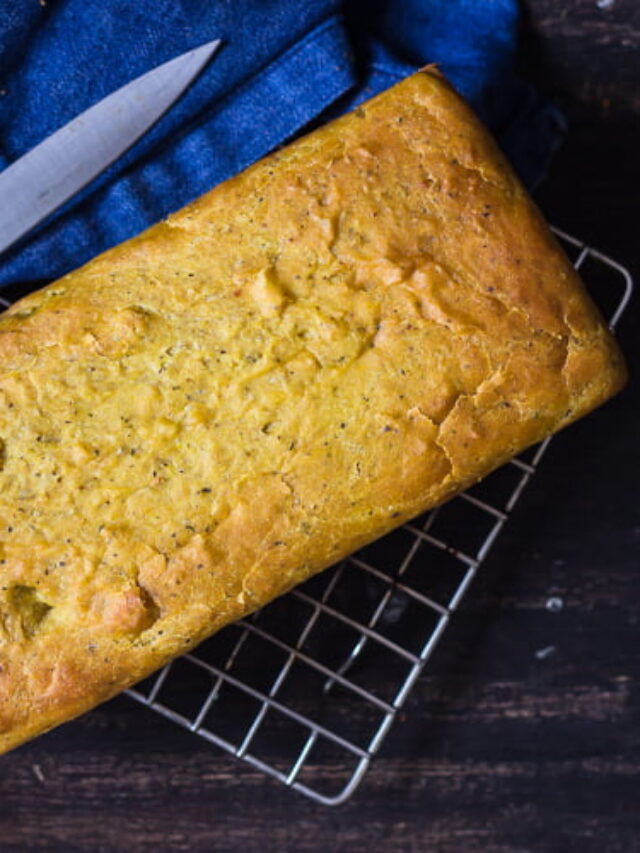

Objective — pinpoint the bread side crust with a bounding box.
[0,69,626,754]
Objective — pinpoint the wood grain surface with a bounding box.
[1,1,639,850]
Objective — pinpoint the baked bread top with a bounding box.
[0,69,626,755]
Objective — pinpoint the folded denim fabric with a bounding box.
[0,0,565,288]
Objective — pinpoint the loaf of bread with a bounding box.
[0,68,626,755]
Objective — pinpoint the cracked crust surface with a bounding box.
[0,69,626,754]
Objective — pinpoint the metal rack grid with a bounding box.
[3,230,629,806]
[124,229,632,805]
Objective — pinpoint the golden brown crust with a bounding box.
[0,69,626,755]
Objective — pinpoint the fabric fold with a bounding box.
[0,0,565,288]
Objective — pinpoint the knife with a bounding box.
[0,38,221,257]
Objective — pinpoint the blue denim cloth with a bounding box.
[0,0,565,287]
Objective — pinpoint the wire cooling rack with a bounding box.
[122,229,633,804]
[2,230,630,805]
[125,229,632,805]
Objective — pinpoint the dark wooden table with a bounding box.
[1,2,638,850]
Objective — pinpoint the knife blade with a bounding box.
[0,38,221,257]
